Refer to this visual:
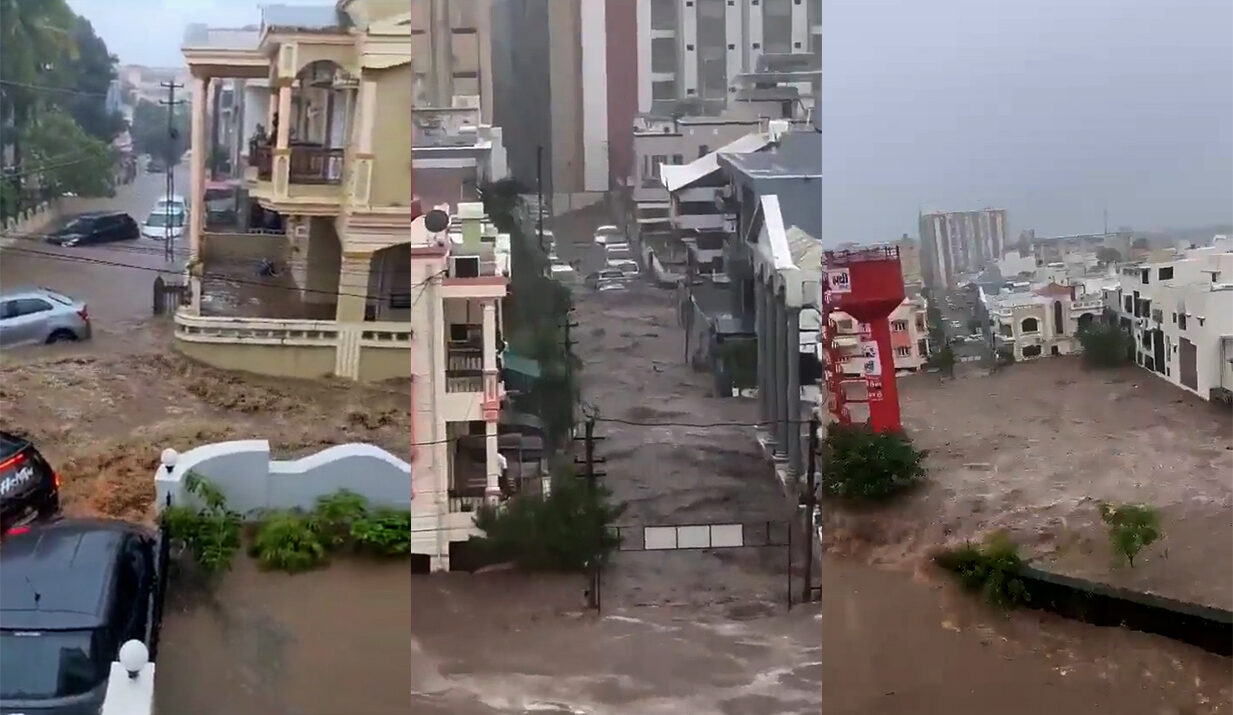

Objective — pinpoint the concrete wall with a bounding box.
[200,230,289,264]
[1,196,100,245]
[370,63,414,207]
[155,440,412,515]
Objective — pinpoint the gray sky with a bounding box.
[66,0,335,68]
[821,0,1233,243]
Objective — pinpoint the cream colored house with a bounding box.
[177,1,415,381]
[410,202,510,572]
[828,297,930,374]
[984,282,1105,361]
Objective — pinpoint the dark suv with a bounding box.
[0,432,60,536]
[0,519,167,714]
[46,213,139,247]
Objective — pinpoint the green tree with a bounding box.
[820,422,928,501]
[0,0,79,131]
[131,98,188,165]
[20,111,114,196]
[928,343,956,377]
[1076,322,1132,368]
[58,16,125,142]
[1095,246,1123,266]
[1098,502,1162,567]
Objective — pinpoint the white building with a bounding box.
[1103,246,1233,401]
[828,296,931,374]
[919,208,1008,289]
[981,281,1107,361]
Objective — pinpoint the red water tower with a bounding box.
[820,246,906,432]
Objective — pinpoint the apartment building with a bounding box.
[920,208,1008,289]
[176,1,415,382]
[410,203,511,571]
[978,280,1107,361]
[409,0,494,123]
[1104,246,1233,401]
[637,0,821,113]
[1021,229,1133,266]
[828,296,931,374]
[412,106,508,211]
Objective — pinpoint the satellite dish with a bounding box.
[424,209,449,233]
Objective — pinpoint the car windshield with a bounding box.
[146,212,185,228]
[0,629,104,699]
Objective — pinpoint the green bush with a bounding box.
[161,472,242,575]
[473,465,625,572]
[311,489,370,547]
[350,509,413,556]
[1099,502,1162,567]
[249,511,329,572]
[935,531,1030,608]
[820,423,928,500]
[1077,322,1133,368]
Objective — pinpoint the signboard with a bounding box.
[859,340,881,376]
[826,267,852,294]
[866,375,884,402]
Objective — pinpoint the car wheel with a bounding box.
[47,329,78,344]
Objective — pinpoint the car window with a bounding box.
[10,298,53,318]
[0,300,15,320]
[0,629,105,699]
[62,217,95,232]
[146,212,185,227]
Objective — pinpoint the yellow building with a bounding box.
[176,0,415,381]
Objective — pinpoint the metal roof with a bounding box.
[660,132,772,193]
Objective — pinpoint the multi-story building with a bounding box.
[409,0,494,123]
[828,295,931,374]
[637,0,821,113]
[176,1,415,382]
[412,105,509,211]
[1103,246,1233,401]
[1022,230,1133,266]
[410,202,511,571]
[919,208,1008,289]
[980,281,1107,361]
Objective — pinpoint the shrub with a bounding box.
[311,489,370,547]
[161,472,242,575]
[935,531,1030,608]
[1077,322,1133,369]
[249,510,329,572]
[473,465,625,572]
[820,423,928,501]
[350,509,413,556]
[1098,502,1162,567]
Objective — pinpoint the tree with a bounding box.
[58,16,125,142]
[20,111,114,197]
[1095,246,1123,266]
[1076,322,1132,369]
[820,423,928,501]
[0,0,79,131]
[130,99,188,165]
[1098,502,1162,567]
[928,343,956,377]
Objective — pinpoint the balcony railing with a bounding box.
[249,145,272,181]
[289,146,344,185]
[445,347,483,392]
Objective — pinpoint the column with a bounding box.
[276,82,292,149]
[335,251,371,323]
[755,276,768,424]
[765,281,779,446]
[786,307,802,477]
[482,300,502,503]
[773,290,788,459]
[188,76,207,314]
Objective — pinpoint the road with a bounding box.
[1,166,189,351]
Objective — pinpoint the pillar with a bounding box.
[188,75,208,314]
[786,307,802,477]
[276,82,292,149]
[335,251,372,323]
[773,290,788,460]
[357,78,377,154]
[482,300,502,503]
[765,281,780,446]
[755,275,768,424]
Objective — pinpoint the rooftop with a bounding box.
[262,3,345,32]
[182,24,261,50]
[660,132,772,193]
[722,129,822,178]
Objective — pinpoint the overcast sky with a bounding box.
[65,0,335,68]
[821,0,1233,243]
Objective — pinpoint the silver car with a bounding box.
[0,288,92,348]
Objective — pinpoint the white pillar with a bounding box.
[482,300,501,502]
[188,76,207,313]
[276,82,292,149]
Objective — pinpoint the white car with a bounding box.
[607,258,640,277]
[594,225,622,246]
[548,263,577,284]
[141,209,186,241]
[155,194,188,216]
[604,242,632,260]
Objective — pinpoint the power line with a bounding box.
[0,78,110,99]
[0,153,115,180]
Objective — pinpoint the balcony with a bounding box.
[289,146,344,185]
[445,347,483,393]
[250,145,272,181]
[246,143,347,211]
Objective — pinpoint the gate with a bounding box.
[152,276,188,316]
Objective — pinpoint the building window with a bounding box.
[891,319,908,332]
[698,144,710,158]
[1178,313,1187,330]
[1123,296,1133,313]
[895,346,911,357]
[1158,266,1174,280]
[1021,317,1039,333]
[999,324,1013,338]
[671,153,684,165]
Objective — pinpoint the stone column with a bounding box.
[773,290,788,459]
[786,307,802,477]
[187,76,208,314]
[765,281,779,447]
[755,275,768,424]
[276,82,292,149]
[482,300,502,503]
[335,251,372,323]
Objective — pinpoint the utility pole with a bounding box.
[159,80,186,263]
[536,144,545,251]
[562,311,578,427]
[802,413,820,603]
[574,416,607,611]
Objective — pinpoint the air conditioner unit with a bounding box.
[451,255,480,278]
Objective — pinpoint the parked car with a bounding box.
[548,263,578,284]
[141,208,186,241]
[0,518,167,713]
[0,288,91,348]
[604,242,632,261]
[154,194,188,216]
[0,431,60,536]
[46,212,139,247]
[586,267,625,289]
[593,225,622,246]
[607,258,640,277]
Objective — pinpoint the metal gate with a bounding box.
[152,276,188,316]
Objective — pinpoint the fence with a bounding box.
[154,440,412,516]
[152,276,189,316]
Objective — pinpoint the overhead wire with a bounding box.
[0,78,111,98]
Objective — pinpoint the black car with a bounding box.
[46,212,140,247]
[0,431,60,536]
[0,519,167,714]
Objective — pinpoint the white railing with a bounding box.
[173,311,412,348]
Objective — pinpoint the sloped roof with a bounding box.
[660,132,771,193]
[786,226,822,276]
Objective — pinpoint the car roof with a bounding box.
[0,519,143,630]
[0,287,74,303]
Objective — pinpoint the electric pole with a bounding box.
[536,144,545,251]
[802,413,820,603]
[562,311,578,427]
[574,416,607,612]
[159,80,185,263]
